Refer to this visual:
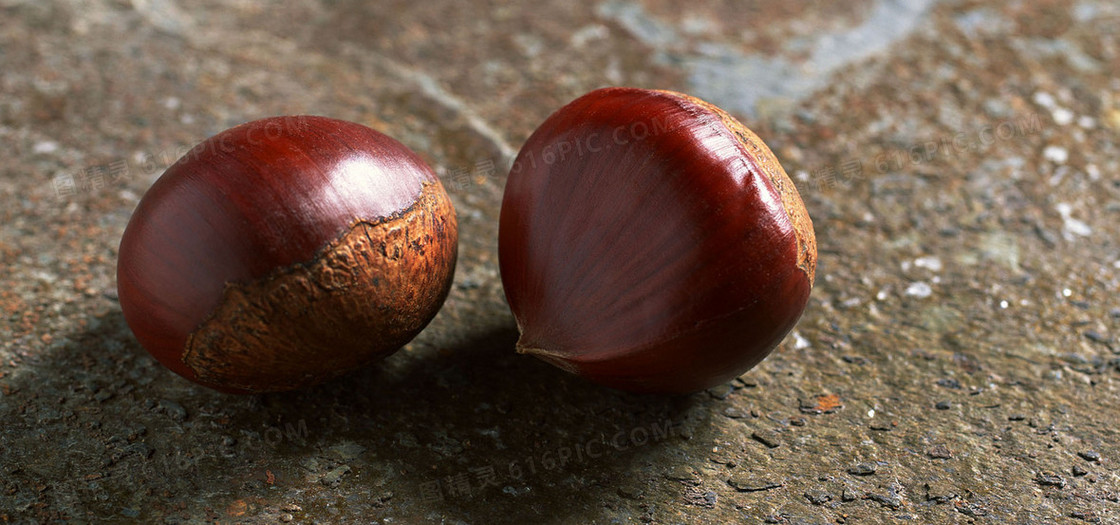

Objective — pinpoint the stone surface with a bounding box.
[1,0,1119,523]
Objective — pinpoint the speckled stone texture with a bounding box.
[1,0,1118,523]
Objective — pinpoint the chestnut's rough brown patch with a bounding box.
[662,90,817,285]
[183,182,457,393]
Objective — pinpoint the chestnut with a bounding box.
[499,87,816,394]
[117,116,458,393]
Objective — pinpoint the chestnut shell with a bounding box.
[117,116,458,393]
[499,88,816,394]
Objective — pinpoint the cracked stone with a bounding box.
[847,463,877,476]
[751,429,781,449]
[1035,471,1066,488]
[804,488,831,505]
[727,473,783,492]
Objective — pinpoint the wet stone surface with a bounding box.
[2,0,1120,523]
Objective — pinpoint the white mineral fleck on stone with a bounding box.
[1051,107,1074,126]
[34,141,59,154]
[1043,145,1068,164]
[914,256,942,272]
[905,281,932,298]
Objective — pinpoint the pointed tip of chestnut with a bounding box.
[499,87,816,394]
[516,338,582,373]
[117,116,458,393]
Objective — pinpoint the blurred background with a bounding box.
[1,0,1118,522]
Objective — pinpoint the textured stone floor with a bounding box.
[1,0,1119,523]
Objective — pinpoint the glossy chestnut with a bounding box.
[117,116,458,393]
[499,87,816,394]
